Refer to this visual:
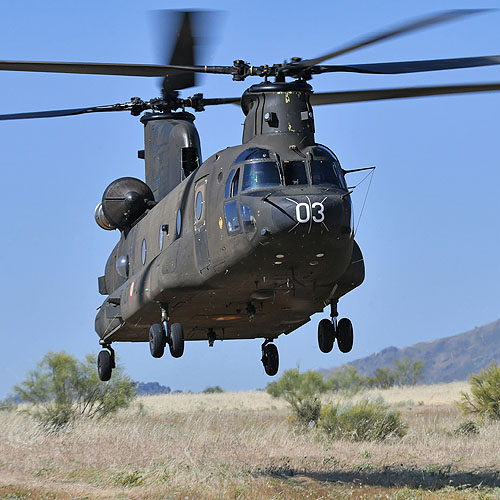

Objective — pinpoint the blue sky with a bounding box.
[0,0,499,397]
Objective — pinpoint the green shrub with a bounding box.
[14,351,136,429]
[287,397,322,428]
[318,399,407,441]
[458,361,500,421]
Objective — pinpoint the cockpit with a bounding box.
[226,145,346,195]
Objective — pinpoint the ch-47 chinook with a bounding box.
[1,9,500,381]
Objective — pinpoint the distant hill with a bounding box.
[321,319,500,383]
[135,381,171,396]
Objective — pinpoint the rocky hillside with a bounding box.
[323,319,500,383]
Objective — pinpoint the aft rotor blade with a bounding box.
[0,60,233,77]
[299,10,489,69]
[310,83,500,105]
[317,55,500,75]
[0,104,130,121]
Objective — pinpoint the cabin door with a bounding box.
[194,176,210,271]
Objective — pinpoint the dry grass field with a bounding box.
[1,382,499,500]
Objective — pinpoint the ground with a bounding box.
[1,383,499,499]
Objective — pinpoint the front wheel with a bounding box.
[336,318,353,353]
[318,318,335,353]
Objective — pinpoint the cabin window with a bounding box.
[224,201,241,235]
[283,160,308,186]
[141,239,147,265]
[195,190,203,220]
[176,209,182,237]
[242,162,281,192]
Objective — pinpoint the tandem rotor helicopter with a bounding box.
[1,9,500,381]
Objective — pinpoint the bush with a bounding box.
[202,386,224,394]
[373,368,396,389]
[267,369,328,427]
[318,399,407,441]
[326,365,365,394]
[455,420,480,436]
[458,361,500,421]
[394,358,424,386]
[14,351,136,429]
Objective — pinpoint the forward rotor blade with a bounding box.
[161,11,196,94]
[299,10,490,68]
[0,60,233,77]
[317,55,500,75]
[0,103,129,121]
[310,83,500,106]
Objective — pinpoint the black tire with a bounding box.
[169,323,184,358]
[336,318,353,353]
[149,323,166,358]
[97,350,112,382]
[318,318,335,353]
[262,343,279,376]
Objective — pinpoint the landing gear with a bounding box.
[149,323,166,358]
[317,299,354,354]
[97,344,115,382]
[261,339,279,376]
[336,318,353,353]
[318,318,335,353]
[150,304,184,359]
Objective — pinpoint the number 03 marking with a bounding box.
[295,201,325,223]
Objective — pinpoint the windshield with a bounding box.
[283,161,308,186]
[310,146,344,188]
[242,161,281,191]
[310,158,342,187]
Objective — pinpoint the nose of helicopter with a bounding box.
[261,190,352,238]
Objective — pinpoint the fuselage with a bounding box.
[95,81,365,345]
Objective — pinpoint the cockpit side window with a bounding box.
[225,169,235,198]
[283,160,308,186]
[230,169,240,197]
[242,161,281,192]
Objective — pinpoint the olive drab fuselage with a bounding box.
[95,80,365,344]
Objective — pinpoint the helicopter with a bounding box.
[1,9,500,381]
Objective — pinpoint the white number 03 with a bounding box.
[295,202,325,224]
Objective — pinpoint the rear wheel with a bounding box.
[336,318,353,353]
[149,323,166,358]
[318,318,335,353]
[97,350,112,381]
[169,323,184,358]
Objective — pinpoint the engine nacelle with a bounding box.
[99,177,155,231]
